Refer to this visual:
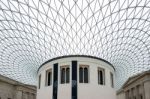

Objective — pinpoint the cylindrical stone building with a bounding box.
[37,55,116,99]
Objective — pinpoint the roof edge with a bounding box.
[38,55,115,72]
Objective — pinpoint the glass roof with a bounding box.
[0,0,150,89]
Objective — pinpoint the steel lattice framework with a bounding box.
[0,0,150,89]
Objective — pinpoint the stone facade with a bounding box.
[117,70,150,99]
[37,55,116,99]
[117,89,125,99]
[0,74,36,99]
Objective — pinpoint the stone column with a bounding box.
[27,92,29,99]
[131,88,134,99]
[33,94,36,99]
[22,92,28,99]
[125,91,129,99]
[141,83,145,99]
[15,91,22,99]
[28,93,34,99]
[144,81,150,99]
[136,85,139,99]
[129,89,132,99]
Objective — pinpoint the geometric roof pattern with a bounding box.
[0,0,150,89]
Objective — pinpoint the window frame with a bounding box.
[38,74,41,89]
[98,67,105,85]
[79,65,89,83]
[45,69,52,86]
[60,65,70,84]
[110,72,114,88]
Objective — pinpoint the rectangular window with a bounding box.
[46,69,52,86]
[38,74,41,89]
[60,66,70,84]
[98,68,105,85]
[79,65,89,83]
[110,72,114,88]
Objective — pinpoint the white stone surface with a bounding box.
[37,56,116,99]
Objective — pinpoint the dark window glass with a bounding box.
[60,66,70,84]
[47,72,51,86]
[79,67,83,83]
[46,70,52,86]
[38,75,41,89]
[98,68,105,85]
[61,68,65,84]
[79,66,89,83]
[84,67,88,83]
[66,67,70,83]
[98,70,100,84]
[110,72,114,88]
[100,70,103,84]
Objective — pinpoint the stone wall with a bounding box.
[0,75,36,99]
[117,89,125,99]
[117,70,150,99]
[0,81,15,99]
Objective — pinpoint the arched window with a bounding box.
[98,68,105,85]
[84,67,88,83]
[60,66,70,84]
[79,67,83,83]
[110,72,114,88]
[61,68,65,84]
[66,67,70,83]
[38,74,41,89]
[46,69,52,86]
[79,65,89,83]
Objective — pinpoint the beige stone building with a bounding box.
[0,74,36,99]
[117,70,150,99]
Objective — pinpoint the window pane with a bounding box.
[66,68,70,83]
[110,73,114,88]
[100,70,103,85]
[47,72,51,86]
[46,70,52,86]
[61,68,65,84]
[79,67,83,83]
[84,67,88,83]
[39,75,41,89]
[98,70,100,84]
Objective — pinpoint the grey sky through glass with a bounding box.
[0,0,150,89]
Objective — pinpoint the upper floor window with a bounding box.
[38,74,41,89]
[79,65,89,83]
[46,69,52,86]
[110,72,114,88]
[60,66,70,84]
[98,68,105,85]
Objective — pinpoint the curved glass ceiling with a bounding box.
[0,0,150,89]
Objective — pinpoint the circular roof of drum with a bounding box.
[0,0,150,89]
[38,55,115,71]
